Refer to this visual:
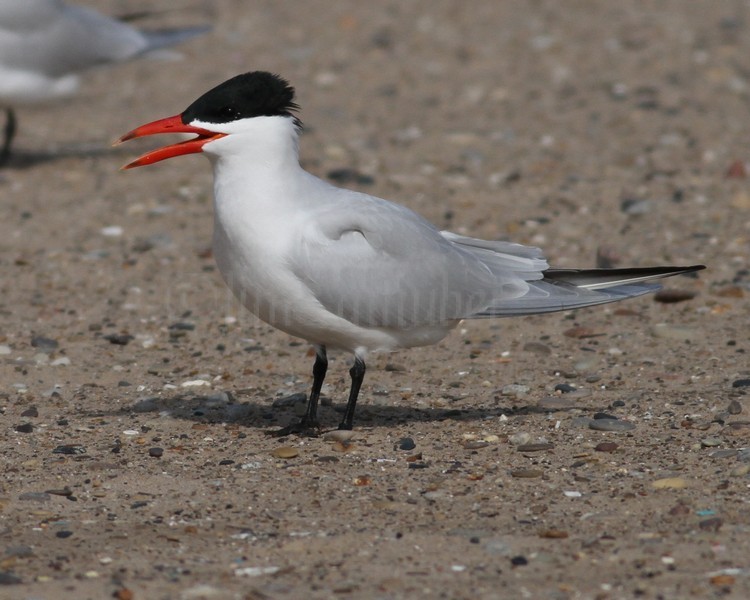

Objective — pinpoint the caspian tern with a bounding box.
[0,0,209,165]
[118,71,705,434]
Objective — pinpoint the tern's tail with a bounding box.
[473,265,705,317]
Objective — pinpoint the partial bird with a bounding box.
[118,71,705,435]
[0,0,209,165]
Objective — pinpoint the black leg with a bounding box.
[273,345,327,436]
[303,345,328,428]
[0,108,16,167]
[338,356,365,430]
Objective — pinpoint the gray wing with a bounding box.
[0,0,207,77]
[289,189,548,329]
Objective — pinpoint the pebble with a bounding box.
[271,446,299,459]
[52,445,86,455]
[18,492,50,503]
[397,437,416,451]
[589,418,635,432]
[620,198,653,215]
[0,572,22,585]
[100,225,123,237]
[104,334,134,346]
[701,438,723,448]
[501,384,529,397]
[709,449,736,459]
[322,430,355,442]
[595,442,618,453]
[563,490,582,498]
[522,342,551,355]
[730,464,750,477]
[148,447,164,458]
[554,383,577,393]
[727,400,742,415]
[732,379,750,388]
[653,289,697,303]
[0,345,11,355]
[517,443,554,453]
[55,531,73,539]
[50,357,71,366]
[30,336,58,352]
[14,423,33,434]
[508,432,531,445]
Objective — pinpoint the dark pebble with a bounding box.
[52,445,86,455]
[148,447,164,458]
[728,400,742,415]
[593,412,618,420]
[554,383,577,394]
[131,501,148,509]
[407,462,429,469]
[55,531,73,539]
[168,322,196,331]
[30,336,58,352]
[732,379,750,388]
[397,437,416,451]
[510,555,528,567]
[595,442,619,453]
[517,443,554,453]
[117,381,132,387]
[611,399,626,408]
[5,546,33,558]
[104,333,134,346]
[219,459,235,465]
[45,488,73,497]
[653,289,697,303]
[20,406,38,418]
[0,572,22,585]
[14,423,33,434]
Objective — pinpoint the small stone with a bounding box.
[52,445,86,455]
[710,574,736,587]
[701,437,723,448]
[653,289,697,303]
[463,441,489,450]
[322,430,356,442]
[104,333,134,346]
[620,198,652,215]
[554,383,577,394]
[652,477,688,489]
[397,437,416,451]
[522,342,551,355]
[595,442,618,453]
[709,449,737,459]
[14,423,33,434]
[539,529,568,539]
[0,572,22,585]
[30,336,58,352]
[730,464,750,477]
[148,447,164,458]
[510,555,528,567]
[18,492,50,503]
[55,531,73,539]
[20,407,38,418]
[699,517,722,532]
[0,345,11,355]
[732,379,750,388]
[517,443,554,453]
[271,446,299,459]
[589,418,636,432]
[727,400,742,415]
[501,384,529,397]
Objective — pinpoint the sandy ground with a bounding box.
[1,1,749,598]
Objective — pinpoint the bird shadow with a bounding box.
[94,389,553,435]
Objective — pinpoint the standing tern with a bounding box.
[0,0,209,165]
[118,71,705,435]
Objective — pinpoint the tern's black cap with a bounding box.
[181,71,301,127]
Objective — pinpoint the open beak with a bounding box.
[115,114,226,169]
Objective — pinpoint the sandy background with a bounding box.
[1,1,748,598]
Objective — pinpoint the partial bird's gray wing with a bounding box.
[0,0,207,77]
[290,188,549,329]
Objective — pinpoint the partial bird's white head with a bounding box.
[117,71,301,168]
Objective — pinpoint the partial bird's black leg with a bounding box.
[0,108,17,167]
[273,345,327,437]
[338,356,365,430]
